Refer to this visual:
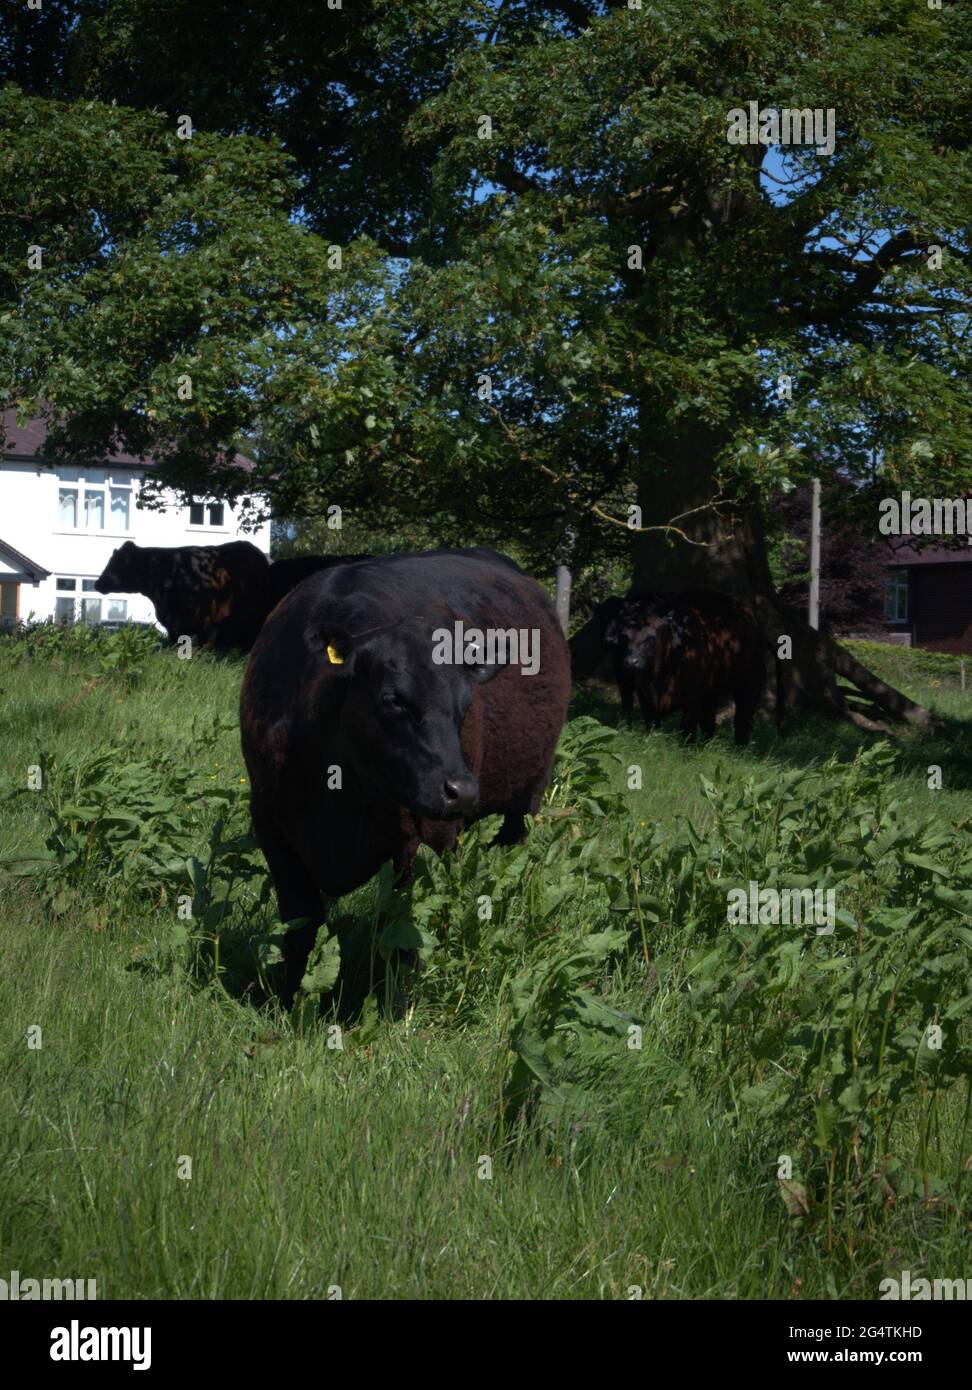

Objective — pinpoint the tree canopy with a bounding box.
[2,0,970,579]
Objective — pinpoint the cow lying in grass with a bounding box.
[240,548,571,1007]
[603,590,780,744]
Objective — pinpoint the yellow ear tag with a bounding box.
[326,643,344,665]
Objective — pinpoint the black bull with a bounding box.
[603,590,784,744]
[240,548,571,1007]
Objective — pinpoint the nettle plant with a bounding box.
[664,743,972,1243]
[4,716,258,913]
[385,718,642,1126]
[0,620,162,678]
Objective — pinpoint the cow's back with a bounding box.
[265,553,371,615]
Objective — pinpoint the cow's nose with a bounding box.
[441,776,478,815]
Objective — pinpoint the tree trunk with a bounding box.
[571,426,944,734]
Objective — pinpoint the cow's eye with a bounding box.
[381,690,419,721]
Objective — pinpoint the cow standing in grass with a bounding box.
[265,553,371,617]
[95,540,269,651]
[604,590,779,744]
[240,548,571,1007]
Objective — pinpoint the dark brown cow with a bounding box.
[94,540,269,650]
[604,590,779,744]
[241,548,571,1007]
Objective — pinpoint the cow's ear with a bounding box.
[307,621,357,672]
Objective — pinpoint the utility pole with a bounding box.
[555,519,576,636]
[809,477,821,630]
[555,564,572,636]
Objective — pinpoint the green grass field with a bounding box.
[2,631,972,1300]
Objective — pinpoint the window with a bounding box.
[884,571,909,623]
[0,582,18,626]
[106,598,128,621]
[55,577,103,625]
[84,490,105,529]
[188,498,227,527]
[110,488,130,529]
[56,468,134,533]
[54,577,77,624]
[58,488,78,527]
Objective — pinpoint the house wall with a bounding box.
[0,459,271,627]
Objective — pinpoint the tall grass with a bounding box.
[1,628,971,1299]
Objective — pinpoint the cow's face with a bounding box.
[607,600,683,674]
[94,542,141,595]
[318,622,500,820]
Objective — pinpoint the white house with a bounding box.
[0,410,271,629]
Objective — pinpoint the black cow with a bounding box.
[240,548,571,1007]
[604,590,779,744]
[94,540,269,650]
[265,554,371,615]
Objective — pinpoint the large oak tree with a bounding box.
[2,0,971,724]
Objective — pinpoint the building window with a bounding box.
[110,488,130,529]
[58,488,78,527]
[55,577,103,625]
[56,469,134,534]
[54,577,77,623]
[84,489,105,529]
[0,582,18,626]
[106,598,128,621]
[884,571,909,623]
[188,498,227,528]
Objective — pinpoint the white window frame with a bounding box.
[55,468,135,538]
[187,497,230,532]
[54,576,108,626]
[884,571,909,623]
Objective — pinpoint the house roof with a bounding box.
[1,408,256,474]
[0,537,51,580]
[885,540,972,569]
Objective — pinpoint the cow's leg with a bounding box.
[250,801,325,1008]
[615,658,634,718]
[635,685,658,731]
[494,770,552,845]
[681,705,699,742]
[699,696,718,740]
